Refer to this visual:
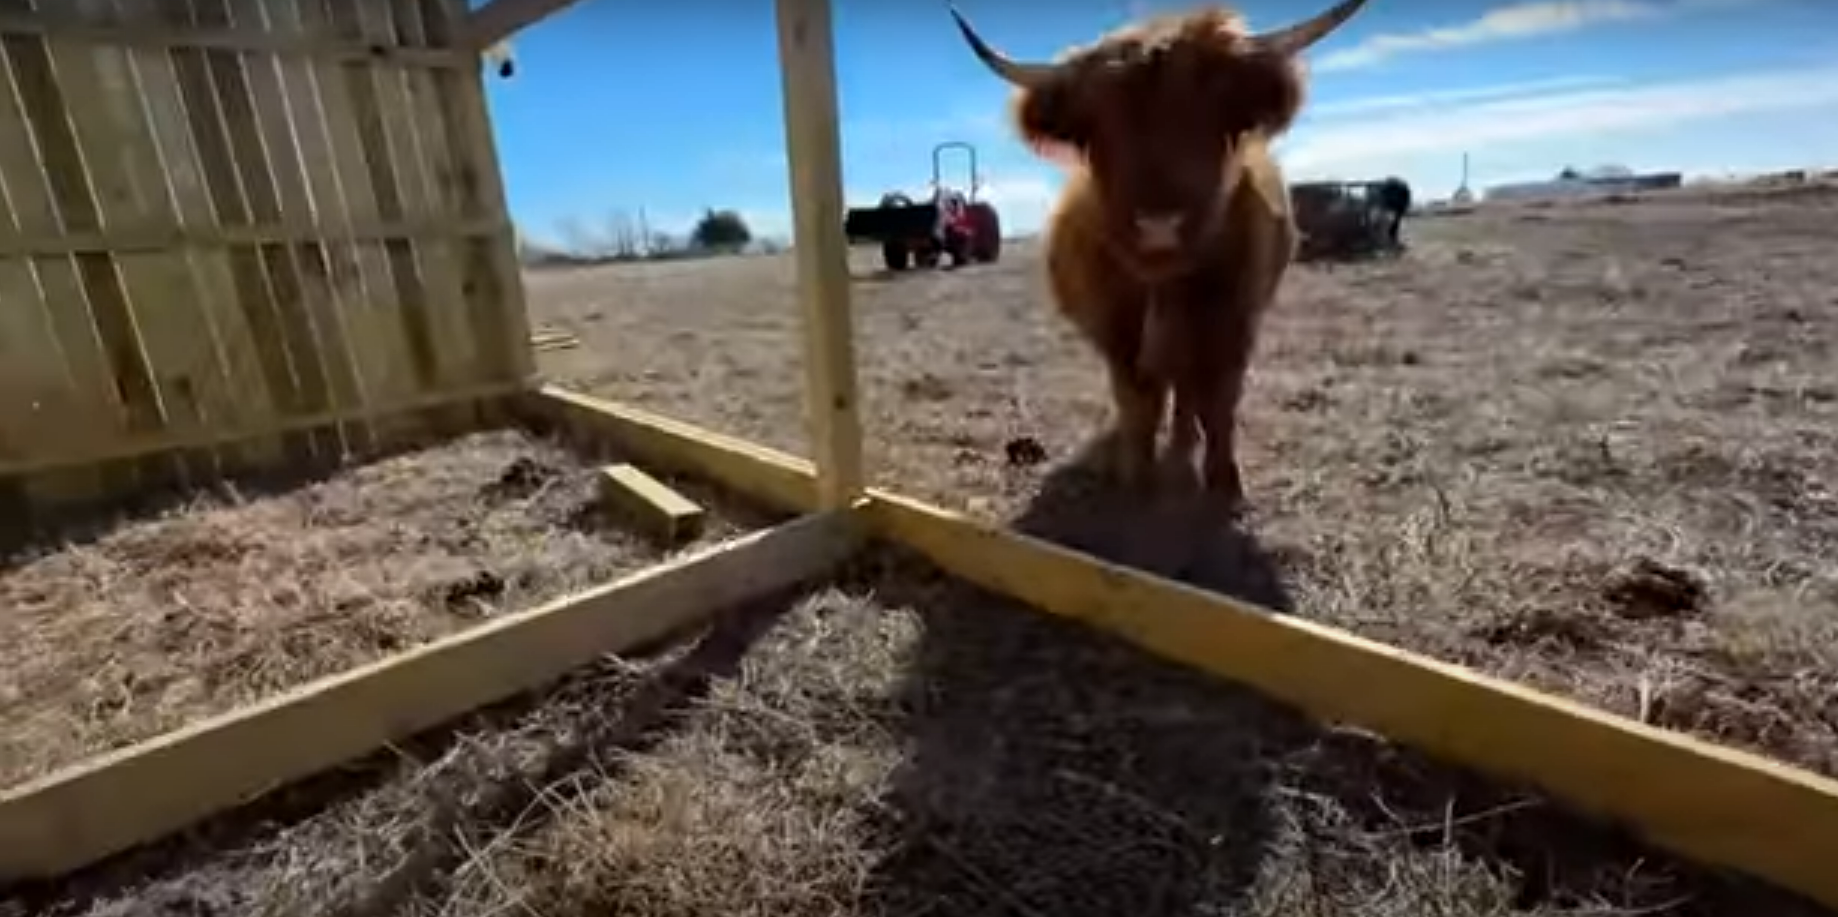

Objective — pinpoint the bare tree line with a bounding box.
[515,206,782,269]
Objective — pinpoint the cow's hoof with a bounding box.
[1200,467,1246,519]
[1114,452,1156,494]
[1210,492,1249,520]
[1089,430,1155,491]
[1157,448,1200,492]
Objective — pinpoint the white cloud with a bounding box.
[1308,75,1623,117]
[976,173,1061,235]
[1280,63,1838,175]
[1313,0,1745,72]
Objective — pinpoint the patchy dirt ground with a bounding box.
[0,429,758,789]
[533,186,1838,781]
[14,553,1831,917]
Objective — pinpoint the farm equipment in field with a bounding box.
[1291,178,1411,262]
[843,141,1002,272]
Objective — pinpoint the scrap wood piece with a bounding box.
[529,325,580,354]
[598,462,705,544]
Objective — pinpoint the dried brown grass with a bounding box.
[534,185,1838,780]
[7,187,1837,916]
[0,429,751,789]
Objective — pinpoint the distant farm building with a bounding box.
[1484,164,1683,202]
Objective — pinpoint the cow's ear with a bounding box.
[1012,79,1087,167]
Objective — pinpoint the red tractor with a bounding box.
[843,141,1002,272]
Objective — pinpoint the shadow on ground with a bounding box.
[850,448,1833,915]
[5,591,800,917]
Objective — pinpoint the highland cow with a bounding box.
[951,0,1369,512]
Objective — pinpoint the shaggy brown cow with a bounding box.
[951,0,1369,512]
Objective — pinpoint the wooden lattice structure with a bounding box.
[2,0,1837,910]
[0,0,531,532]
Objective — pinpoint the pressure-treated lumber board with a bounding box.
[598,462,706,544]
[0,380,530,479]
[524,385,817,515]
[0,510,863,880]
[0,13,468,67]
[525,384,1838,910]
[773,0,864,510]
[0,217,505,258]
[863,492,1838,912]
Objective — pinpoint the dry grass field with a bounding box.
[533,184,1838,780]
[8,185,1838,917]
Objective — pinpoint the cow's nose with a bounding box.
[1134,212,1183,251]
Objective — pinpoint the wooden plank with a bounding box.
[54,0,239,490]
[104,0,258,483]
[195,0,339,462]
[0,12,468,67]
[236,0,371,457]
[525,386,817,516]
[772,0,863,510]
[597,461,705,544]
[0,378,529,479]
[426,0,534,385]
[0,38,120,459]
[379,0,476,394]
[6,18,163,439]
[2,9,155,504]
[864,492,1838,912]
[157,4,307,466]
[289,0,422,453]
[523,384,1838,909]
[0,214,504,256]
[0,31,90,469]
[325,0,439,398]
[120,0,284,480]
[0,509,864,880]
[460,0,591,50]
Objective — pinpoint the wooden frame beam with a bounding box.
[524,386,1838,911]
[0,217,509,259]
[773,0,865,510]
[0,380,534,479]
[461,0,593,50]
[0,510,862,879]
[0,15,467,68]
[521,386,818,516]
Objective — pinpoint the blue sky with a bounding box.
[484,0,1838,246]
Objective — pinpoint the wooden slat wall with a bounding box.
[0,0,532,520]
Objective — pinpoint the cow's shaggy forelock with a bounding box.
[1007,8,1306,160]
[1007,6,1308,270]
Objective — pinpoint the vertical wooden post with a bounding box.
[772,0,864,511]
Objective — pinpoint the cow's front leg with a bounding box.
[1195,340,1253,515]
[1197,392,1246,513]
[1102,357,1165,492]
[1161,384,1202,490]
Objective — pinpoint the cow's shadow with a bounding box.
[854,444,1302,915]
[854,443,1833,915]
[1006,437,1292,611]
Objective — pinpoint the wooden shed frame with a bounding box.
[3,0,1838,909]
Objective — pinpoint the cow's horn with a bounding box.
[1249,0,1370,56]
[950,5,1059,88]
